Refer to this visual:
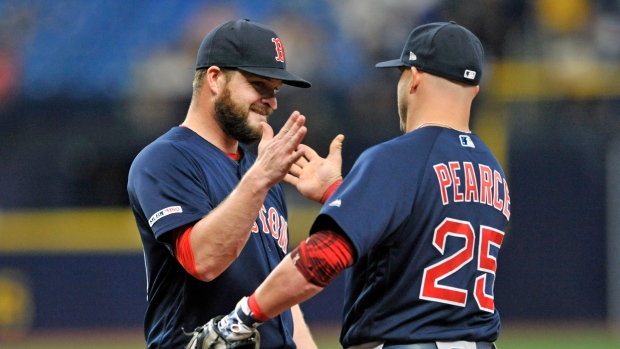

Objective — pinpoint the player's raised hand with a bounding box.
[284,134,344,203]
[253,111,307,188]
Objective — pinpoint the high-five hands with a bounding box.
[285,134,344,203]
[253,111,308,188]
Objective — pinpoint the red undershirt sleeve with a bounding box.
[172,225,201,280]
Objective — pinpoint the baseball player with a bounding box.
[127,19,328,349]
[185,22,510,349]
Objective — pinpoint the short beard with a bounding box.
[214,86,271,144]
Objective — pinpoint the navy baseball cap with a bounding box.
[376,21,484,85]
[196,19,311,88]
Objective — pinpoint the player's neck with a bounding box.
[407,80,474,133]
[407,109,471,133]
[411,117,470,133]
[182,107,239,154]
[415,121,467,132]
[407,100,471,133]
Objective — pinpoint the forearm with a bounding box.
[254,254,324,318]
[191,167,271,281]
[254,229,353,317]
[211,230,353,345]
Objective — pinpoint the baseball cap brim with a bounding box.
[375,59,406,68]
[238,66,311,88]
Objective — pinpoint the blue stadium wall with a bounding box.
[0,208,345,335]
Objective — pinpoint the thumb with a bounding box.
[327,134,344,162]
[260,122,274,142]
[257,122,274,154]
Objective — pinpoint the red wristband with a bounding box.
[320,179,343,204]
[248,293,269,322]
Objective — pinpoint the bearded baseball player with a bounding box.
[127,19,336,349]
[184,21,510,349]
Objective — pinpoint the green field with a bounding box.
[2,323,620,349]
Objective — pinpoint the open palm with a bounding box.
[285,135,344,203]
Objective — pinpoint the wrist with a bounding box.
[320,179,343,204]
[247,294,269,322]
[236,295,267,328]
[241,168,271,196]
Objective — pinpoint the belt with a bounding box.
[383,342,495,349]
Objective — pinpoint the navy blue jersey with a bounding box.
[127,127,294,349]
[311,127,510,347]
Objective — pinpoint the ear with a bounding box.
[409,66,422,93]
[206,66,227,95]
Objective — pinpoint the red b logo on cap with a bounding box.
[272,38,285,62]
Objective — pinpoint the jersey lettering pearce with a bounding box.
[434,161,511,220]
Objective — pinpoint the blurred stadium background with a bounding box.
[1,0,620,347]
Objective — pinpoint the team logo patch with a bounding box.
[459,135,475,148]
[148,206,183,227]
[464,69,476,80]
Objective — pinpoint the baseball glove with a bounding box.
[184,316,260,349]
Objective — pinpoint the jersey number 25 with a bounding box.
[419,217,505,313]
